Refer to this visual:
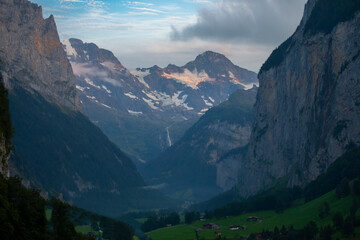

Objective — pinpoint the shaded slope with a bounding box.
[9,86,171,217]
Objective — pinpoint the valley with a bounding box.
[0,0,360,239]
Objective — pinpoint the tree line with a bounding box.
[0,175,134,240]
[141,212,180,232]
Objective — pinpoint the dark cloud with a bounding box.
[171,0,307,44]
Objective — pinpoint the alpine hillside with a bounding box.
[0,0,171,217]
[63,38,258,164]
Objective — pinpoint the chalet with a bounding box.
[203,223,220,230]
[240,225,248,230]
[247,216,264,222]
[229,224,239,230]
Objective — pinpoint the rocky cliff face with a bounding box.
[144,87,257,201]
[237,0,360,197]
[0,0,171,217]
[0,0,80,110]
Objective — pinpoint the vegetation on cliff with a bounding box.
[0,74,13,161]
[305,0,360,35]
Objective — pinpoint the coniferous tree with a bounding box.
[302,221,318,240]
[336,178,350,198]
[332,212,344,230]
[274,226,280,236]
[353,179,360,196]
[185,211,198,224]
[342,216,354,236]
[319,225,332,240]
[51,198,77,240]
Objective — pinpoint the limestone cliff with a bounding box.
[238,0,360,197]
[0,0,80,110]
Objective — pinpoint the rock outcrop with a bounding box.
[0,0,80,110]
[237,0,360,197]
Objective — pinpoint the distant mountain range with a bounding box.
[63,38,258,164]
[0,0,172,217]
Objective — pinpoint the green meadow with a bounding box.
[147,190,359,240]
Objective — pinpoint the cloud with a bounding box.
[60,0,86,3]
[123,1,153,7]
[70,62,122,87]
[171,0,307,45]
[129,7,165,14]
[107,38,273,72]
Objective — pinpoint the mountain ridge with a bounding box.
[64,38,258,164]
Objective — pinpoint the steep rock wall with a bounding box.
[239,0,360,196]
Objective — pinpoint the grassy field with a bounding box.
[45,209,52,221]
[147,190,359,240]
[75,225,94,234]
[135,218,148,224]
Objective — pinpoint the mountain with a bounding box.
[224,0,360,198]
[143,87,257,202]
[0,0,171,217]
[63,38,258,164]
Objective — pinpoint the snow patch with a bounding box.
[100,103,112,109]
[86,95,96,100]
[208,96,215,103]
[76,85,85,92]
[142,90,194,111]
[162,68,214,89]
[102,85,112,94]
[131,70,150,88]
[202,96,213,107]
[124,92,139,99]
[142,98,158,110]
[128,110,143,116]
[84,77,101,89]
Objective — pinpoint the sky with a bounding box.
[31,0,308,73]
